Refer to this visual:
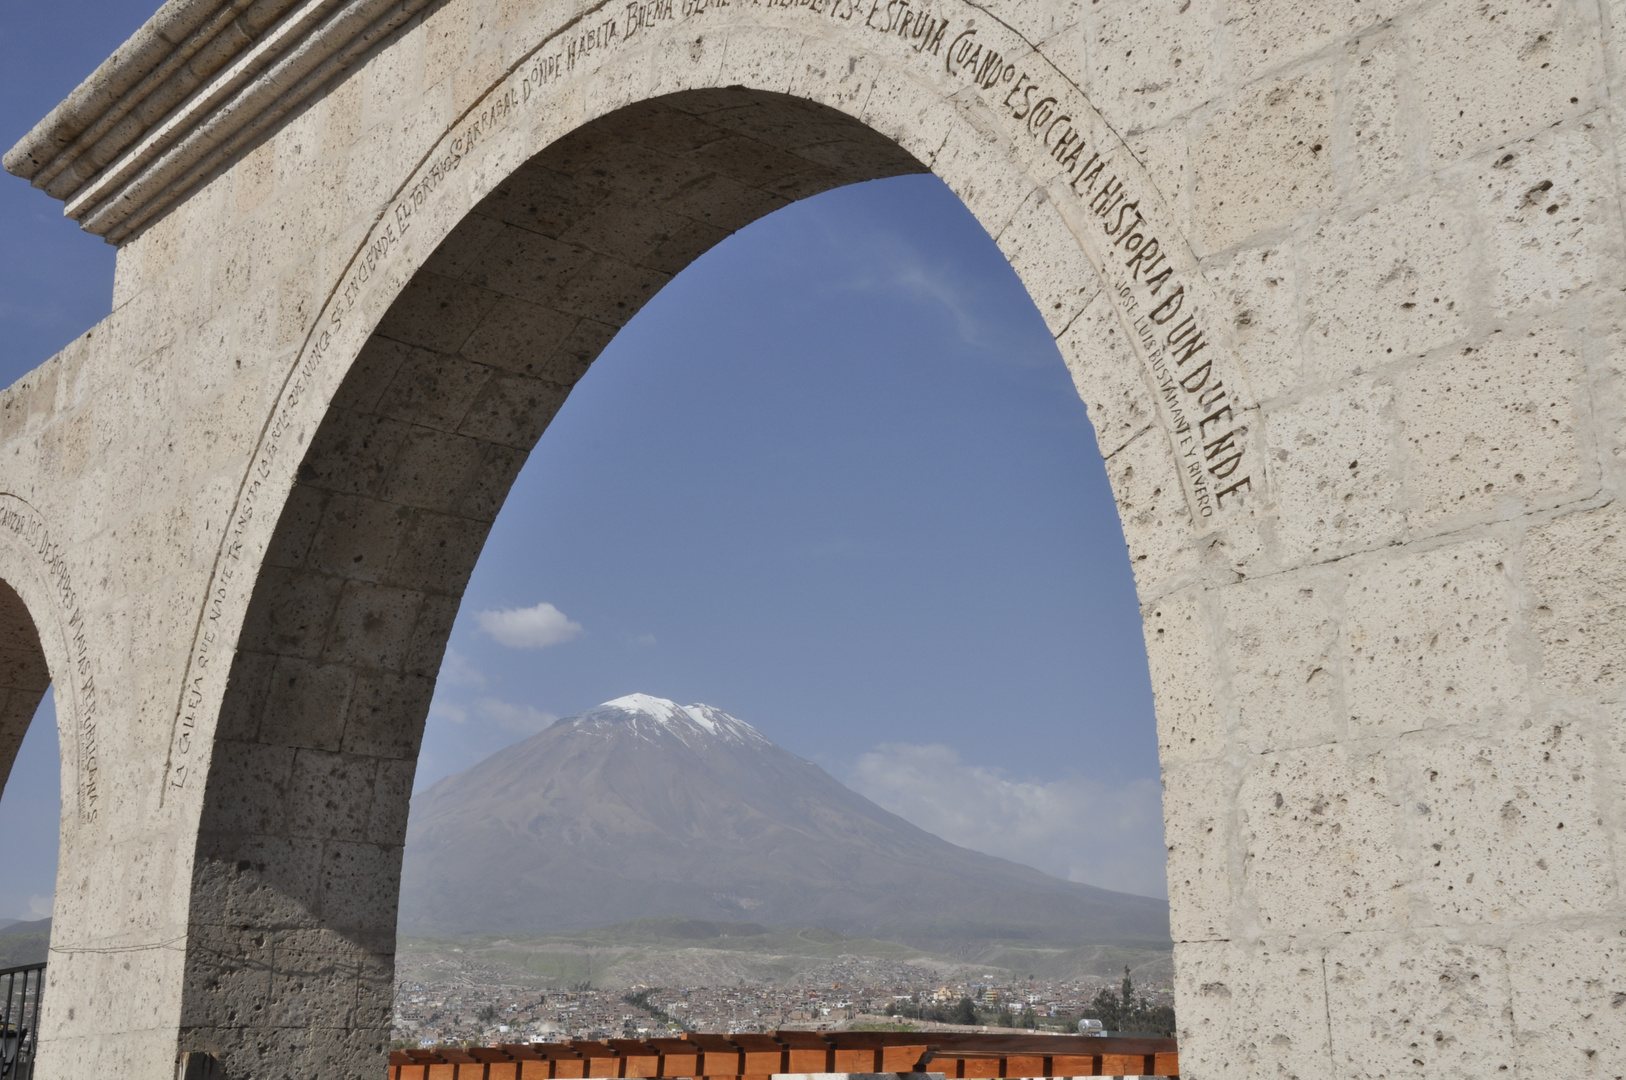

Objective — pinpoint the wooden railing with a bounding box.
[390,1031,1179,1079]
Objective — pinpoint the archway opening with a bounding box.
[194,87,1168,1075]
[0,577,57,961]
[392,167,1171,1044]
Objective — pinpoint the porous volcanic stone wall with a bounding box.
[0,0,1623,1077]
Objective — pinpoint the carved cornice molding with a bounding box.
[3,0,432,244]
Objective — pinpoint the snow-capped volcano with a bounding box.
[573,694,770,747]
[400,695,1168,943]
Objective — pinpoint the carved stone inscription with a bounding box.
[368,0,1261,530]
[165,0,1255,793]
[0,495,98,820]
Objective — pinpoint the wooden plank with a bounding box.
[1048,1054,1100,1076]
[778,1030,831,1074]
[520,1046,583,1059]
[497,1046,544,1060]
[960,1057,1002,1078]
[684,1037,741,1079]
[1153,1052,1180,1077]
[1006,1054,1045,1076]
[1099,1056,1142,1076]
[656,1052,699,1077]
[730,1032,784,1076]
[784,1048,829,1073]
[741,1052,781,1075]
[879,1046,929,1073]
[696,1051,741,1076]
[516,1063,555,1080]
[427,1066,458,1080]
[488,1064,520,1080]
[830,1048,875,1073]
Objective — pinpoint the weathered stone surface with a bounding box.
[1239,743,1407,935]
[0,0,1623,1077]
[1326,936,1516,1079]
[1343,539,1520,737]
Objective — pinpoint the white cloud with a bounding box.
[848,743,1168,899]
[438,647,486,689]
[473,697,558,736]
[428,692,556,736]
[477,602,583,649]
[427,694,470,726]
[26,893,52,919]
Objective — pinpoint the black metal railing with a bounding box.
[0,963,43,1080]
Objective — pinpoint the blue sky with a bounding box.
[0,2,1167,921]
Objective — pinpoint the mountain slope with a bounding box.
[0,917,50,967]
[400,695,1168,944]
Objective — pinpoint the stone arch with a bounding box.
[187,79,1178,1075]
[178,46,1216,1073]
[0,491,105,974]
[185,88,935,1075]
[0,579,54,803]
[0,494,101,825]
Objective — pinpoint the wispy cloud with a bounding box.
[828,236,992,347]
[26,894,52,919]
[429,692,557,736]
[473,697,557,735]
[477,602,583,649]
[848,743,1168,899]
[438,647,486,689]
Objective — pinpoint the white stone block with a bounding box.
[1084,0,1220,134]
[1397,321,1590,532]
[1224,0,1399,84]
[1298,190,1471,384]
[1162,760,1234,942]
[1173,940,1332,1080]
[1264,377,1403,566]
[1239,743,1407,933]
[1408,0,1602,165]
[1326,935,1516,1078]
[1199,243,1301,404]
[1525,502,1626,702]
[1145,586,1225,763]
[1343,538,1521,737]
[1407,717,1614,923]
[1191,64,1336,253]
[1219,570,1340,752]
[1507,925,1626,1075]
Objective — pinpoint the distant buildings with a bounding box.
[390,967,1176,1049]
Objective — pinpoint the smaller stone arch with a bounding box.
[0,494,100,826]
[0,577,53,803]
